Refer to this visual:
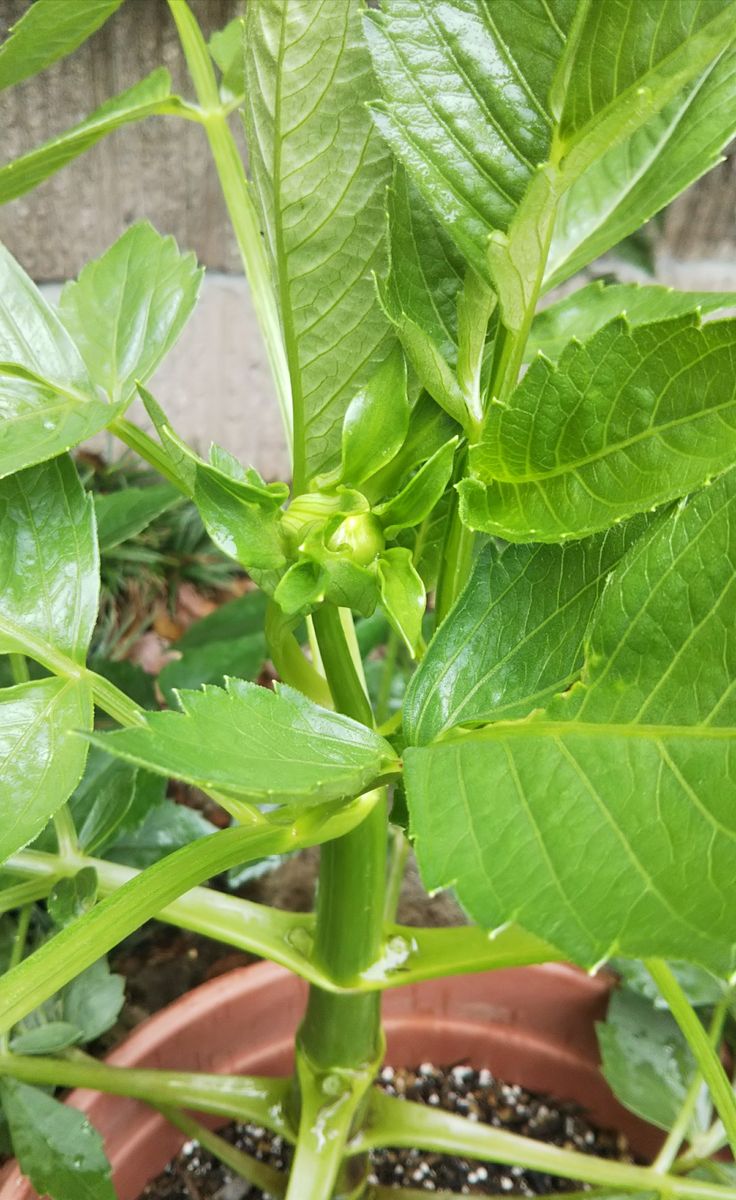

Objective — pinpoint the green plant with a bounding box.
[1,1,736,1197]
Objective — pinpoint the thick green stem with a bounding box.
[357,1092,736,1200]
[646,960,736,1159]
[8,653,29,684]
[167,0,292,453]
[434,486,474,626]
[0,1054,291,1134]
[52,806,78,859]
[311,604,373,730]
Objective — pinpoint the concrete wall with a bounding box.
[1,0,735,480]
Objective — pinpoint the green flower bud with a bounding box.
[327,513,385,565]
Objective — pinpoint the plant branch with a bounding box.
[0,794,381,1033]
[646,959,736,1159]
[167,0,292,455]
[652,994,731,1174]
[355,1092,736,1200]
[158,1106,287,1196]
[0,1054,292,1136]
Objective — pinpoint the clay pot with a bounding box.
[0,961,660,1199]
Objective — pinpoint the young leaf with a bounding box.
[545,47,736,289]
[0,0,123,91]
[244,0,394,484]
[597,989,695,1131]
[9,1022,82,1055]
[0,456,98,664]
[94,482,181,552]
[404,518,647,746]
[0,248,114,477]
[404,467,736,974]
[464,314,736,542]
[91,679,398,806]
[0,677,92,864]
[48,868,98,928]
[527,282,736,364]
[208,18,245,102]
[62,958,125,1043]
[375,439,458,538]
[59,223,202,405]
[0,1078,115,1200]
[377,548,425,657]
[0,70,187,205]
[332,347,409,489]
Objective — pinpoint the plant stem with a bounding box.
[646,959,736,1159]
[159,1106,287,1195]
[383,825,410,923]
[311,603,373,729]
[108,417,189,491]
[434,487,474,626]
[87,667,147,727]
[356,1092,736,1200]
[375,630,400,726]
[0,1054,291,1134]
[0,877,58,918]
[167,0,292,454]
[52,806,78,860]
[0,905,32,1052]
[0,796,380,1033]
[8,653,29,684]
[652,995,730,1174]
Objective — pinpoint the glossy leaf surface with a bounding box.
[0,1079,115,1200]
[94,482,180,552]
[59,222,202,404]
[0,0,123,91]
[335,347,409,489]
[527,282,736,364]
[0,456,98,664]
[244,0,393,482]
[465,315,736,541]
[0,677,92,864]
[0,71,185,204]
[405,469,736,973]
[365,0,576,273]
[377,548,425,657]
[375,439,458,538]
[546,47,736,288]
[92,679,398,805]
[0,247,114,477]
[597,989,694,1131]
[405,519,646,745]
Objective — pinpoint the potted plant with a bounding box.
[0,0,735,1196]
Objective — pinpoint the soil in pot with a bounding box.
[141,1062,634,1199]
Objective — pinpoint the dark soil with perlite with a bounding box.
[141,1063,633,1198]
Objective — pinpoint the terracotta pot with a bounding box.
[0,961,660,1199]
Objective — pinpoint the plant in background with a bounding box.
[0,0,736,1197]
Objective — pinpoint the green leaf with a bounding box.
[91,679,398,806]
[173,591,268,649]
[0,70,187,205]
[527,282,736,364]
[62,958,125,1042]
[208,17,245,102]
[404,468,736,973]
[59,223,202,405]
[159,632,266,706]
[274,560,327,618]
[9,1021,82,1055]
[375,439,458,537]
[0,0,123,91]
[0,456,98,663]
[365,0,577,275]
[545,48,736,289]
[330,347,409,489]
[244,0,394,483]
[377,548,425,657]
[106,798,217,869]
[404,519,646,746]
[611,959,727,1010]
[94,483,180,551]
[48,868,97,928]
[555,1,736,181]
[0,1078,115,1200]
[597,989,694,1130]
[0,247,115,477]
[0,677,92,869]
[464,314,736,542]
